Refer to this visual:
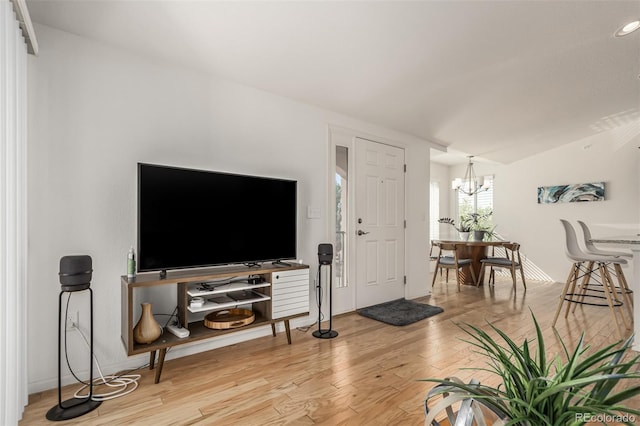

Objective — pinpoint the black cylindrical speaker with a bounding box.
[59,255,93,292]
[318,243,333,265]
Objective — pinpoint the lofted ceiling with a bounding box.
[26,0,640,165]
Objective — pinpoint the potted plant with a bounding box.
[422,313,640,425]
[466,211,493,241]
[438,217,473,240]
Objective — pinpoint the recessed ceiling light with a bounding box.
[615,20,640,37]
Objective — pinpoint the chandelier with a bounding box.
[451,156,490,196]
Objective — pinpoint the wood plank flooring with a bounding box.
[20,276,640,425]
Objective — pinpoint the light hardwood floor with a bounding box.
[20,276,639,425]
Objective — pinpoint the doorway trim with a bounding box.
[327,124,409,314]
[327,127,357,314]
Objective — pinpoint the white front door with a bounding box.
[354,138,405,308]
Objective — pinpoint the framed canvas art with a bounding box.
[537,182,605,204]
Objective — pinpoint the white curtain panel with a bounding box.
[1,0,29,423]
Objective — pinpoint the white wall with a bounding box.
[446,131,639,282]
[429,161,451,240]
[405,142,431,299]
[27,25,436,392]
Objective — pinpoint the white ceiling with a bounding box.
[26,0,640,165]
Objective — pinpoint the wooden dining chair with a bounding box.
[431,242,476,291]
[430,240,453,283]
[476,242,526,291]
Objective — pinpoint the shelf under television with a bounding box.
[187,281,270,297]
[129,313,272,354]
[187,291,271,313]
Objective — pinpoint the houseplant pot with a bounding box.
[472,230,486,241]
[425,377,510,425]
[422,313,640,425]
[438,217,472,240]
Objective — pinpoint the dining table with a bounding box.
[432,239,507,286]
[589,234,640,351]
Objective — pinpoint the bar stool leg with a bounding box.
[603,265,632,328]
[564,263,581,319]
[613,263,634,312]
[572,261,593,313]
[553,263,579,327]
[598,263,625,340]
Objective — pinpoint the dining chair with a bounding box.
[552,220,632,339]
[430,240,453,283]
[476,242,526,291]
[577,220,633,308]
[431,242,476,291]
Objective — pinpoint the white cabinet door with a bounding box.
[272,268,309,319]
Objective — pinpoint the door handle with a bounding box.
[357,230,370,236]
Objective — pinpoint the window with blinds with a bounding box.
[2,1,32,422]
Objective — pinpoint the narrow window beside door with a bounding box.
[335,146,349,288]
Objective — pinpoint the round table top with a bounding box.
[432,239,509,247]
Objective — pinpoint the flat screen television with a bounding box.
[137,163,297,273]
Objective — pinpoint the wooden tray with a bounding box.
[204,308,255,330]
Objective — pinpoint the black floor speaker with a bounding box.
[313,244,338,339]
[46,256,102,421]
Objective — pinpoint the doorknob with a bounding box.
[357,230,370,236]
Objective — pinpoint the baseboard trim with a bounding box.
[28,315,311,394]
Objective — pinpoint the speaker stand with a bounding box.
[313,263,338,339]
[46,289,102,421]
[312,329,339,339]
[46,397,102,421]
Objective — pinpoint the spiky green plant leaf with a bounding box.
[422,312,640,425]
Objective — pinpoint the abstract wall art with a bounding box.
[537,182,605,204]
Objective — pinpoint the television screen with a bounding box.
[138,163,297,272]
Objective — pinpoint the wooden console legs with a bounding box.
[149,351,155,370]
[148,321,293,384]
[149,348,167,384]
[285,319,291,344]
[271,320,292,343]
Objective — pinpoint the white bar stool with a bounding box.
[577,220,633,311]
[552,220,632,339]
